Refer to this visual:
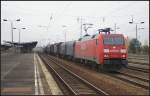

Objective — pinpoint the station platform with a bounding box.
[1,52,62,95]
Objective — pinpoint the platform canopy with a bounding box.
[3,41,38,53]
[1,44,12,51]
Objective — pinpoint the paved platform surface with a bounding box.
[1,52,62,95]
[1,53,35,95]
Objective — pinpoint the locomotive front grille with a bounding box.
[104,59,122,64]
[104,59,128,68]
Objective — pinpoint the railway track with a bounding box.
[128,54,148,58]
[127,65,149,73]
[107,72,149,89]
[118,71,149,82]
[106,64,149,89]
[128,54,149,65]
[118,69,149,82]
[128,57,149,61]
[39,54,108,95]
[128,59,149,65]
[46,54,149,90]
[101,66,149,89]
[115,69,149,88]
[128,61,148,66]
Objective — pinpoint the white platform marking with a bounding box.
[35,54,44,95]
[34,53,38,95]
[37,54,63,95]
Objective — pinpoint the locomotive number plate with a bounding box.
[109,50,119,52]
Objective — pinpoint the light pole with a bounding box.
[114,23,120,33]
[13,27,26,43]
[62,25,67,42]
[129,16,144,42]
[77,17,83,38]
[129,16,144,53]
[3,19,21,43]
[20,28,26,43]
[129,22,144,42]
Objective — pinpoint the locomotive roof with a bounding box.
[102,34,123,37]
[78,34,99,41]
[77,33,124,41]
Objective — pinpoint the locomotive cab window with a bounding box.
[103,36,124,45]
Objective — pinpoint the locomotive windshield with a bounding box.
[103,36,124,45]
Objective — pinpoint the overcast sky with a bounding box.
[1,1,149,46]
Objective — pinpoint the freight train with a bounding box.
[44,28,128,71]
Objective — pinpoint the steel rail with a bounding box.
[105,72,149,89]
[39,55,77,95]
[47,55,109,95]
[128,60,149,65]
[128,57,149,61]
[44,54,149,91]
[127,66,149,73]
[117,71,149,82]
[49,54,149,90]
[128,54,148,58]
[40,54,109,95]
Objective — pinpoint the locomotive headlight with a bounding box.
[122,55,126,58]
[120,49,126,53]
[104,49,109,53]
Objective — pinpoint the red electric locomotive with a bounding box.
[74,28,128,71]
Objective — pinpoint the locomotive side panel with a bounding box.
[74,37,97,63]
[82,39,97,62]
[96,34,104,64]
